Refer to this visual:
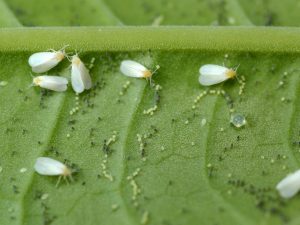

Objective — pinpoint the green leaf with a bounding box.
[2,0,121,26]
[1,1,300,225]
[3,0,253,26]
[0,0,21,27]
[238,0,300,26]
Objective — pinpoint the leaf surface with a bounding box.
[0,1,300,225]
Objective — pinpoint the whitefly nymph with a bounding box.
[34,157,73,187]
[32,75,68,92]
[120,60,160,79]
[276,169,300,199]
[199,64,237,86]
[28,47,67,73]
[71,55,92,94]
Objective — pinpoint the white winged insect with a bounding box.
[34,157,73,187]
[199,64,238,86]
[28,46,68,73]
[276,169,300,199]
[32,75,68,92]
[71,55,92,94]
[120,60,160,80]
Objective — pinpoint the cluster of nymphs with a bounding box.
[29,47,92,94]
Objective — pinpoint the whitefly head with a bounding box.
[226,68,237,79]
[32,76,42,87]
[49,45,69,61]
[71,54,81,66]
[55,50,65,61]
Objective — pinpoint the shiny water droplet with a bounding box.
[230,113,246,128]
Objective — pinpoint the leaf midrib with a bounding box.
[1,27,300,53]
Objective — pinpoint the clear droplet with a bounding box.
[230,113,246,128]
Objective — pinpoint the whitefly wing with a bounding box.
[34,157,66,176]
[71,65,85,93]
[28,52,57,67]
[79,62,92,90]
[39,76,68,92]
[199,64,229,86]
[29,52,61,73]
[120,60,148,78]
[276,170,300,198]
